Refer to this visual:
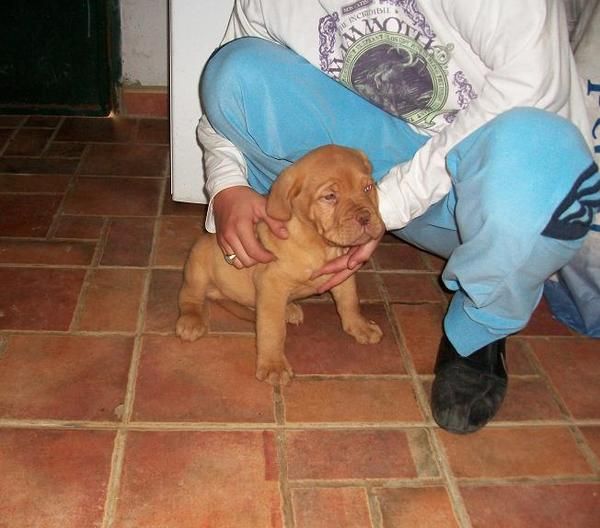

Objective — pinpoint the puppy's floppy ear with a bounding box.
[266,165,302,221]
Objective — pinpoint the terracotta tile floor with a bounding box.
[0,115,598,528]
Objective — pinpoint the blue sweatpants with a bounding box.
[200,37,600,356]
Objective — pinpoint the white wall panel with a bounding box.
[169,0,233,203]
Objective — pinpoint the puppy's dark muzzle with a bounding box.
[356,208,372,226]
[353,207,385,240]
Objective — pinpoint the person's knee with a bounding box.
[463,108,594,221]
[492,110,600,241]
[202,37,271,86]
[200,37,274,123]
[490,107,586,154]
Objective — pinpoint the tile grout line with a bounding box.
[379,273,472,528]
[101,175,163,528]
[387,308,474,528]
[38,173,168,180]
[524,339,600,475]
[132,118,141,145]
[46,131,89,240]
[93,216,113,269]
[426,429,473,528]
[0,262,468,275]
[3,418,598,432]
[367,488,385,528]
[0,419,279,432]
[0,263,163,271]
[371,257,449,426]
[101,430,128,528]
[99,288,147,527]
[273,474,600,489]
[570,425,600,476]
[56,141,99,334]
[277,437,296,524]
[373,263,436,428]
[0,191,74,196]
[68,217,110,332]
[38,116,66,158]
[0,328,137,338]
[273,386,296,528]
[453,474,600,486]
[0,117,26,157]
[2,139,169,148]
[290,478,447,489]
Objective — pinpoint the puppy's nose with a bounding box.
[356,209,371,226]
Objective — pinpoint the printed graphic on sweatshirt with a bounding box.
[318,0,477,130]
[542,162,600,240]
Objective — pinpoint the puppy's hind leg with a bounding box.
[176,270,210,342]
[285,302,304,325]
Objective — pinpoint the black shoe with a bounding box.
[431,335,507,434]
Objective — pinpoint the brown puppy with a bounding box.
[176,145,385,385]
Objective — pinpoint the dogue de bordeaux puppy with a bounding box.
[176,145,385,385]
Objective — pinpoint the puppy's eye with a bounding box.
[363,183,374,193]
[321,192,337,204]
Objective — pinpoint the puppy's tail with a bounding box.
[213,299,256,322]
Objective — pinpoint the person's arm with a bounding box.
[378,0,579,230]
[318,0,578,291]
[200,0,272,235]
[198,109,288,268]
[197,1,288,266]
[197,114,249,235]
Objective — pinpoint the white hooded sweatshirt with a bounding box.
[197,0,592,232]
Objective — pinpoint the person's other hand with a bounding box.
[213,186,288,269]
[311,234,383,293]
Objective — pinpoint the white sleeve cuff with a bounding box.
[376,166,412,230]
[204,181,251,233]
[376,162,453,231]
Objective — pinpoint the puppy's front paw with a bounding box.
[285,303,304,325]
[344,317,383,344]
[256,355,294,386]
[175,314,207,342]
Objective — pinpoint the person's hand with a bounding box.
[311,234,383,293]
[213,186,288,269]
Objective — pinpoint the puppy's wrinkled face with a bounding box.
[267,145,385,247]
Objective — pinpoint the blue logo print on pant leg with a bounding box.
[542,162,600,240]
